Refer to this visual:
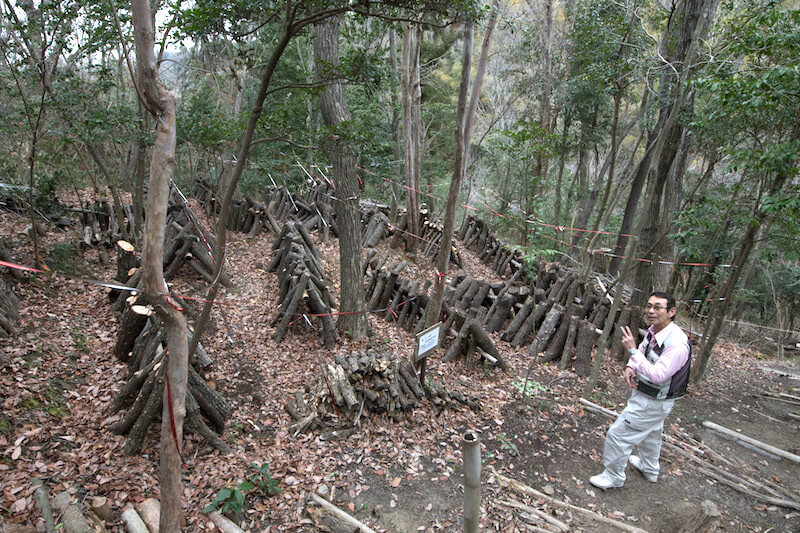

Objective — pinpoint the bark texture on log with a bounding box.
[110,316,231,454]
[270,221,338,347]
[287,350,480,433]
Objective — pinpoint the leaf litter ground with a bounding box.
[1,195,799,532]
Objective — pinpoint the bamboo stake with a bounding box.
[463,431,481,533]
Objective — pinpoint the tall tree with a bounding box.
[690,1,800,379]
[609,0,718,279]
[422,18,473,378]
[401,22,422,253]
[314,15,369,339]
[130,0,187,529]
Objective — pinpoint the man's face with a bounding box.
[644,296,675,332]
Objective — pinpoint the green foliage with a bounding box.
[496,433,519,456]
[204,462,281,516]
[512,380,550,398]
[203,486,245,515]
[248,462,282,496]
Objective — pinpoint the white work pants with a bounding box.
[602,390,675,484]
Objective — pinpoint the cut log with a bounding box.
[32,478,55,533]
[529,303,563,357]
[137,498,160,533]
[573,320,600,377]
[493,471,648,533]
[208,511,246,533]
[558,316,580,371]
[502,298,534,343]
[121,509,149,533]
[273,272,310,343]
[468,321,508,370]
[307,492,378,533]
[540,305,578,363]
[486,293,515,333]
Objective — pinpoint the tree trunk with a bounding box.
[314,16,368,339]
[693,172,790,380]
[131,2,187,530]
[401,23,422,253]
[389,29,402,224]
[422,19,475,378]
[188,13,304,360]
[610,0,719,277]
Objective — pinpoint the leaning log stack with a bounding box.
[107,195,234,454]
[109,315,231,454]
[365,251,640,375]
[162,202,232,286]
[225,197,280,238]
[79,198,132,249]
[269,221,338,348]
[264,183,336,235]
[107,198,229,317]
[192,177,338,239]
[192,177,217,218]
[363,255,431,334]
[459,215,526,278]
[361,204,391,249]
[418,219,463,268]
[0,277,19,338]
[286,349,480,433]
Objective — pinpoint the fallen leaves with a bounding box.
[1,199,797,532]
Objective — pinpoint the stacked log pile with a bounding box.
[365,251,640,375]
[192,177,337,240]
[286,349,480,433]
[163,201,232,286]
[262,183,336,236]
[363,254,430,335]
[0,277,19,338]
[362,263,509,369]
[419,219,463,268]
[269,221,338,348]
[386,209,462,268]
[0,240,20,338]
[107,200,230,313]
[192,177,218,218]
[108,194,233,454]
[361,203,391,248]
[79,198,131,249]
[109,315,231,454]
[458,215,526,278]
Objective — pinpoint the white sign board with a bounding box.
[415,322,442,362]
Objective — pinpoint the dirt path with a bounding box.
[1,204,798,532]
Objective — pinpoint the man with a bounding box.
[589,291,691,489]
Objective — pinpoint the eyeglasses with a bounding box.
[644,303,668,311]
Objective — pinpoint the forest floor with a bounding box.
[1,193,799,533]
